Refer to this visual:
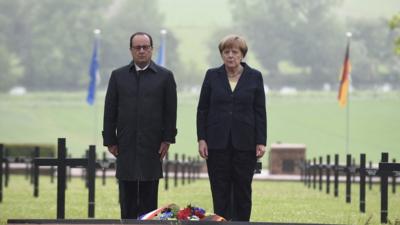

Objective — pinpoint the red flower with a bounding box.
[176,207,191,220]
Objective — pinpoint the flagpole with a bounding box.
[157,29,167,67]
[346,82,350,155]
[93,29,101,146]
[345,32,352,155]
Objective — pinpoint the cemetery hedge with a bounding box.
[2,144,55,157]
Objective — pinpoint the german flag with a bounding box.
[338,41,351,107]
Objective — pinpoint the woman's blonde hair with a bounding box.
[218,34,248,57]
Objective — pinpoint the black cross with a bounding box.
[0,144,3,203]
[33,138,96,219]
[378,152,400,224]
[96,152,116,186]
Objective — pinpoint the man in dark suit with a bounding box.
[197,34,266,221]
[103,32,177,219]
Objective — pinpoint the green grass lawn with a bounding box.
[0,91,399,166]
[0,175,399,224]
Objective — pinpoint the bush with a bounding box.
[2,143,55,157]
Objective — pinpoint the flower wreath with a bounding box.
[139,203,226,221]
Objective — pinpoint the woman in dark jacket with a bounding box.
[197,34,267,221]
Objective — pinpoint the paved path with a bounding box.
[9,163,382,182]
[7,163,301,181]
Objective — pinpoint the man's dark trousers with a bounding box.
[118,180,159,219]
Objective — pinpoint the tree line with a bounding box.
[208,0,400,89]
[0,0,183,92]
[0,0,399,92]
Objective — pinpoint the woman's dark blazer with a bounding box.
[196,62,267,151]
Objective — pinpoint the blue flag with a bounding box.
[156,35,166,67]
[86,37,99,105]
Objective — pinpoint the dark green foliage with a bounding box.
[389,12,400,55]
[208,0,400,89]
[3,143,55,157]
[0,0,184,92]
